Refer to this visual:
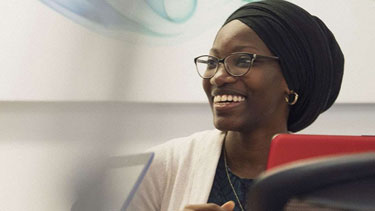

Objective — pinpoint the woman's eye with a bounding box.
[235,58,251,67]
[206,59,217,69]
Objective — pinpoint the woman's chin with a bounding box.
[213,118,241,132]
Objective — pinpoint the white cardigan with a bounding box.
[128,130,225,211]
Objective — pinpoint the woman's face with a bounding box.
[203,20,289,133]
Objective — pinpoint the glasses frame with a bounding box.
[194,52,279,79]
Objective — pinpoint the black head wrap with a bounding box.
[224,0,344,132]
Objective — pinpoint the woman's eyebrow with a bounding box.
[209,46,260,55]
[233,45,260,52]
[209,48,219,55]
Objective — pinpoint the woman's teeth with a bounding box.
[213,95,245,103]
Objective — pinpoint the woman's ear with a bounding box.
[285,90,299,105]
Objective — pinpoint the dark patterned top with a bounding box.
[207,149,253,211]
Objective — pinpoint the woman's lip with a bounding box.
[213,101,244,112]
[211,89,247,98]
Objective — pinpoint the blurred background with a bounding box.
[0,0,374,210]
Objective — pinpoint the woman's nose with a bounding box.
[209,63,236,86]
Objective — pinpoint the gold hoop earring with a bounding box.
[285,90,299,105]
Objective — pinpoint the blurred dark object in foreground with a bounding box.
[247,153,375,211]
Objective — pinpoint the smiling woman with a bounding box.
[202,20,289,135]
[128,1,344,211]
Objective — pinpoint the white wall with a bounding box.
[1,0,375,103]
[1,102,374,153]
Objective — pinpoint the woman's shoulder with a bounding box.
[145,129,224,174]
[130,130,224,210]
[148,129,224,157]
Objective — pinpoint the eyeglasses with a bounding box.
[194,52,279,79]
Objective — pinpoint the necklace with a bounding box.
[223,135,245,211]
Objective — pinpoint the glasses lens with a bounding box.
[225,53,253,76]
[195,56,218,78]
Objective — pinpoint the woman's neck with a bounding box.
[224,127,288,178]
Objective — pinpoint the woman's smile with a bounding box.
[213,94,246,112]
[210,87,248,113]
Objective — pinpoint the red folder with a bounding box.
[267,134,375,170]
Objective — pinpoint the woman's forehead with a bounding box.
[211,20,272,56]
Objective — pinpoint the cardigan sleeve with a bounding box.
[127,130,223,211]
